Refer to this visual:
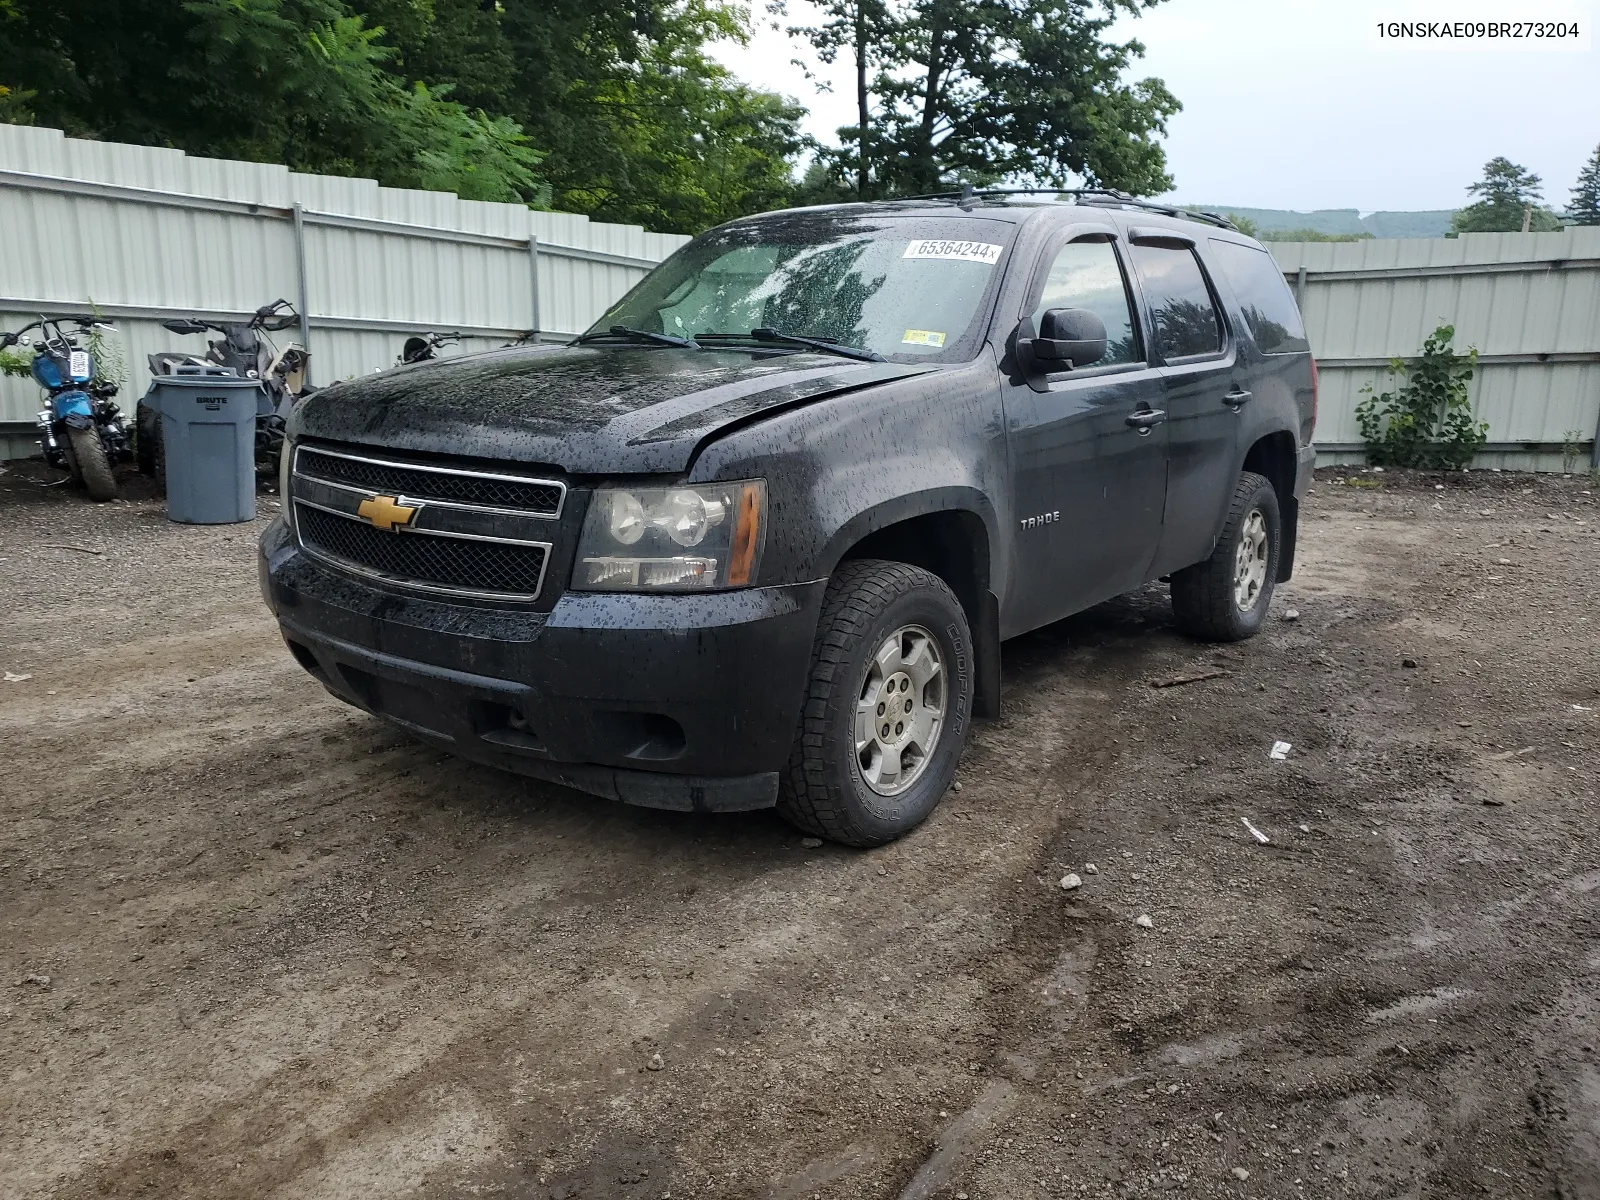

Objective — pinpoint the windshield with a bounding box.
[589,213,1017,363]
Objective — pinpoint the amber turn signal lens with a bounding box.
[726,481,765,586]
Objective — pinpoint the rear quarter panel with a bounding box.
[1199,235,1316,553]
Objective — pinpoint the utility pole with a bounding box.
[1521,205,1533,233]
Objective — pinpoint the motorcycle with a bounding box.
[136,299,311,487]
[1,316,130,501]
[398,330,460,365]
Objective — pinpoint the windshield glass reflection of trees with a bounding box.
[603,218,1012,362]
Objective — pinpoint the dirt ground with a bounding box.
[4,458,1600,1200]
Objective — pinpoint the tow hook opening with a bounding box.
[599,711,687,762]
[284,637,328,682]
[477,701,544,752]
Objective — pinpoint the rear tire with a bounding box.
[777,560,973,847]
[1170,470,1279,641]
[64,425,119,502]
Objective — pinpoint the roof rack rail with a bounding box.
[904,185,1237,231]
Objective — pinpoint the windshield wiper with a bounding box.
[574,325,700,350]
[697,328,885,362]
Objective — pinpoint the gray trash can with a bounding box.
[147,366,261,524]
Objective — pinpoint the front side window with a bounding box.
[1028,239,1142,367]
[1207,239,1310,354]
[1128,243,1224,360]
[593,214,1016,363]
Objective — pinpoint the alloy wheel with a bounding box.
[854,624,946,796]
[1233,508,1269,611]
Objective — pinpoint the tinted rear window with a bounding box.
[1208,239,1310,354]
[1127,243,1223,360]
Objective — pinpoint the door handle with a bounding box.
[1125,409,1167,431]
[1224,388,1253,407]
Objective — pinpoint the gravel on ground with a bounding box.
[3,460,1599,1199]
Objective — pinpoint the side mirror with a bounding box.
[1033,308,1107,367]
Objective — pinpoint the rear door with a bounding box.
[998,231,1169,636]
[1122,230,1246,576]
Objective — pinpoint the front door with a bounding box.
[1000,235,1169,637]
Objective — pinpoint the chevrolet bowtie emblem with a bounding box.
[356,494,419,532]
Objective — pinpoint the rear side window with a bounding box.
[1127,243,1223,360]
[1208,239,1310,355]
[1029,239,1142,367]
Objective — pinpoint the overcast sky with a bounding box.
[711,0,1599,213]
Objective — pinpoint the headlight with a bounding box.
[278,440,293,500]
[575,480,766,591]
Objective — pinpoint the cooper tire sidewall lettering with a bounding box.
[945,621,969,735]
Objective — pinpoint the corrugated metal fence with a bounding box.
[0,125,688,457]
[4,122,1597,471]
[1269,228,1600,471]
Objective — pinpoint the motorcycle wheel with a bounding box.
[64,425,119,502]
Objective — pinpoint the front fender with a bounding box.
[687,359,1009,590]
[51,390,94,421]
[816,485,1001,584]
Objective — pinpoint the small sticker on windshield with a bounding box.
[902,239,1003,264]
[902,329,947,347]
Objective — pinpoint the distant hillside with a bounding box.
[1190,206,1456,239]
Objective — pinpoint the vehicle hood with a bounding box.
[290,344,937,475]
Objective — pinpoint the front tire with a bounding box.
[64,425,119,502]
[1170,470,1280,641]
[778,560,973,847]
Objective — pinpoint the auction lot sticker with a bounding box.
[903,240,1004,264]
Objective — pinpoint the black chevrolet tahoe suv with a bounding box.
[259,192,1317,846]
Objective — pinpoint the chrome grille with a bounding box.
[289,445,561,602]
[296,445,564,515]
[296,506,549,598]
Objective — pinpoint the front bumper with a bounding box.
[258,517,824,811]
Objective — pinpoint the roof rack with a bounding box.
[905,185,1237,231]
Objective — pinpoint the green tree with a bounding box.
[1570,143,1600,225]
[0,0,546,203]
[0,0,30,123]
[499,1,808,232]
[780,0,893,197]
[0,84,30,123]
[1258,229,1373,243]
[790,0,1179,198]
[1450,156,1563,233]
[350,0,811,231]
[0,0,809,232]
